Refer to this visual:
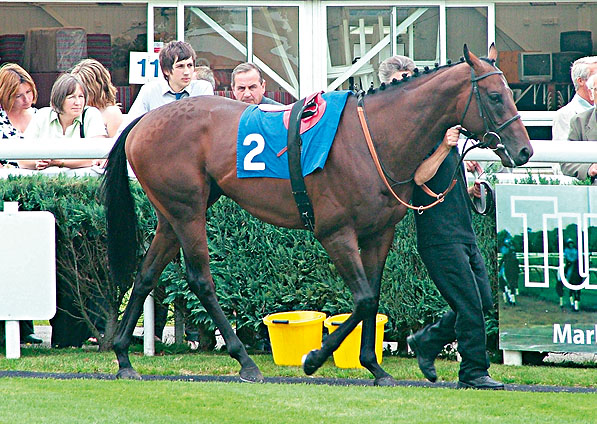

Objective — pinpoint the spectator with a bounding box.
[0,63,37,141]
[231,62,280,105]
[118,40,213,347]
[562,73,597,183]
[124,40,213,123]
[0,68,42,345]
[19,73,107,170]
[71,58,123,137]
[0,63,38,169]
[552,56,597,141]
[194,65,216,90]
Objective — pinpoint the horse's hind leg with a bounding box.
[114,214,180,379]
[174,218,264,383]
[358,229,398,386]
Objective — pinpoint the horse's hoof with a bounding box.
[374,376,399,387]
[239,366,264,383]
[302,349,321,376]
[116,367,142,380]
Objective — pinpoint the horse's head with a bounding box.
[460,44,533,167]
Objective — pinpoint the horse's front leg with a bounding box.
[303,227,378,376]
[358,228,398,386]
[114,219,180,379]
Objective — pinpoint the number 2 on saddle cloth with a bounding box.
[236,91,351,180]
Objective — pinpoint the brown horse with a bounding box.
[102,45,532,385]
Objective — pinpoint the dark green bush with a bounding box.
[0,176,498,352]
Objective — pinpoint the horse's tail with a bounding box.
[100,116,144,286]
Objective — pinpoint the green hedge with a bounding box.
[0,176,498,351]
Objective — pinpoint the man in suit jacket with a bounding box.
[552,56,597,141]
[562,74,597,183]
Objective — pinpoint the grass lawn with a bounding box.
[1,377,596,424]
[1,346,597,423]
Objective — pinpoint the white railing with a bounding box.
[0,138,115,160]
[0,137,595,163]
[463,139,596,163]
[519,111,557,127]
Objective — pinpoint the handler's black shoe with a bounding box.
[407,334,437,382]
[457,375,504,390]
[21,334,43,344]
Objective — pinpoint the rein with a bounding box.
[357,95,452,213]
[357,64,520,213]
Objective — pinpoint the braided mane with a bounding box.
[361,56,496,97]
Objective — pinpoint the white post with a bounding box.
[143,291,155,356]
[503,350,523,366]
[4,202,20,359]
[5,321,20,359]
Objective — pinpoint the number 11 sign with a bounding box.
[129,52,164,84]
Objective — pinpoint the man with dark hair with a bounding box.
[120,40,212,348]
[231,62,280,105]
[126,40,213,120]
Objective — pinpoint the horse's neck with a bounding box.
[364,69,467,179]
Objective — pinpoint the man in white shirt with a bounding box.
[121,40,212,347]
[125,40,214,122]
[552,56,597,141]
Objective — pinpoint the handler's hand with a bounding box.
[442,126,461,149]
[35,159,51,170]
[465,160,483,175]
[468,180,482,198]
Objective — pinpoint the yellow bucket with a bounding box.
[324,313,388,369]
[263,311,326,366]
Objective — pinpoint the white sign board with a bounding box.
[0,207,56,320]
[129,52,163,84]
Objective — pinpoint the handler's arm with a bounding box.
[414,127,460,185]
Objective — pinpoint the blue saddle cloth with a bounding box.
[236,91,351,179]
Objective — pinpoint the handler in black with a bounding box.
[407,126,504,390]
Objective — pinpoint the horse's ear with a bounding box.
[463,44,476,67]
[488,43,497,61]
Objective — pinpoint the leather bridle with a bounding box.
[458,67,521,165]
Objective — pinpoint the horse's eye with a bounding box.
[488,92,502,103]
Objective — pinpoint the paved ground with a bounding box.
[1,369,596,392]
[10,326,595,393]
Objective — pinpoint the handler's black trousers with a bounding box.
[418,243,493,380]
